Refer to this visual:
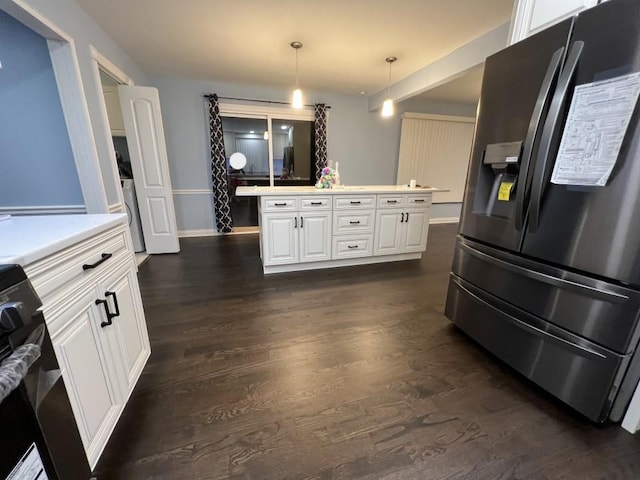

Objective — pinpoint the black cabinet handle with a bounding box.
[414,199,425,203]
[387,200,398,204]
[347,245,358,249]
[310,202,322,205]
[294,217,297,228]
[349,220,361,225]
[350,201,361,204]
[275,202,287,206]
[95,299,114,328]
[83,253,112,270]
[401,213,405,223]
[406,212,410,222]
[300,216,304,228]
[105,291,120,318]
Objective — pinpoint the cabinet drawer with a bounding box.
[378,195,406,208]
[333,210,375,234]
[25,225,129,304]
[333,195,376,210]
[407,194,432,209]
[300,196,331,210]
[332,235,373,259]
[261,197,298,212]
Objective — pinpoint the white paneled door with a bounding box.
[118,86,180,254]
[299,213,331,263]
[263,213,298,265]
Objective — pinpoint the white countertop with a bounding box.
[236,185,447,196]
[0,214,127,266]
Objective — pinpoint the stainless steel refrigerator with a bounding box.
[445,0,640,422]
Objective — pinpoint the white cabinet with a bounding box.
[256,190,435,273]
[26,221,150,469]
[52,288,121,463]
[374,210,404,255]
[101,261,150,397]
[262,211,331,265]
[262,213,299,266]
[299,212,331,263]
[403,210,430,253]
[509,0,599,44]
[374,204,431,256]
[102,85,125,136]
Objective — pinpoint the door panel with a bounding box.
[53,292,119,453]
[445,274,627,422]
[299,213,331,263]
[452,236,640,353]
[459,20,573,251]
[118,85,180,254]
[104,265,151,395]
[403,210,429,253]
[374,210,403,255]
[522,0,640,285]
[263,213,297,265]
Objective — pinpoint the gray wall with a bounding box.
[0,10,83,208]
[22,0,151,208]
[152,75,475,233]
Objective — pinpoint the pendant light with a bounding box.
[291,41,303,109]
[381,56,397,117]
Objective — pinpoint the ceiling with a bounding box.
[417,64,485,104]
[77,0,513,98]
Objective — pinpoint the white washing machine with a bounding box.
[121,179,145,253]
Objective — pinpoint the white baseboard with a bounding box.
[429,216,460,224]
[0,205,86,215]
[263,252,422,275]
[178,228,219,238]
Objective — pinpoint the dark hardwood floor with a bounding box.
[95,224,640,479]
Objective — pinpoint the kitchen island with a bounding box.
[236,185,446,274]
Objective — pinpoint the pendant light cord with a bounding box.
[295,48,300,88]
[387,61,392,97]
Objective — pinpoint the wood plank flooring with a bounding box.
[95,224,640,479]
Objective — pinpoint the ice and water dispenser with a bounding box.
[473,141,523,218]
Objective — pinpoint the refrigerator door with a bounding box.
[450,236,640,354]
[459,20,572,252]
[522,0,640,286]
[446,273,628,422]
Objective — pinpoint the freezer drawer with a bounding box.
[445,274,628,422]
[451,236,640,354]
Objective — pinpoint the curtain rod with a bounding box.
[204,94,331,109]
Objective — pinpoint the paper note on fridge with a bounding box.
[551,72,640,187]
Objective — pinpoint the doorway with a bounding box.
[97,68,148,264]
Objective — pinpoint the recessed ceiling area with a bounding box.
[416,65,485,104]
[76,0,513,96]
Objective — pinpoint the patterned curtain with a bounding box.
[207,94,233,233]
[314,103,328,180]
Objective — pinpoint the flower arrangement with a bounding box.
[315,167,335,189]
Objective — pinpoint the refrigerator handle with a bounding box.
[515,47,565,231]
[529,41,584,232]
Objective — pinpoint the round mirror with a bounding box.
[229,152,247,170]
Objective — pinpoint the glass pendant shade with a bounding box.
[381,98,394,117]
[292,88,303,109]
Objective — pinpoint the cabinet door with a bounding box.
[102,262,151,399]
[374,210,404,256]
[52,289,120,464]
[262,213,298,266]
[510,0,598,44]
[299,212,331,263]
[403,210,430,253]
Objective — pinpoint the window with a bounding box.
[217,103,318,227]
